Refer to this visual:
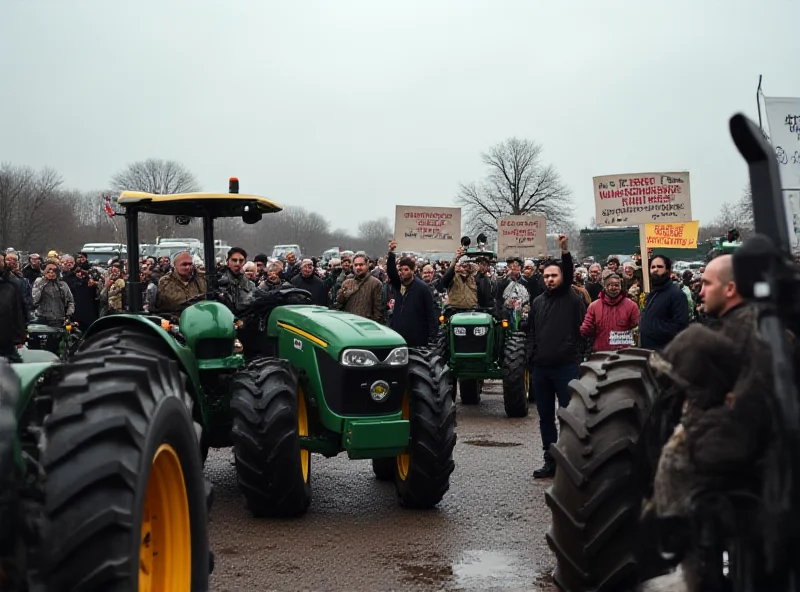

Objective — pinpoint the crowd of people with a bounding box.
[0,239,725,479]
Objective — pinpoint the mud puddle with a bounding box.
[464,439,522,447]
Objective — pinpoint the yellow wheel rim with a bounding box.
[298,388,310,483]
[397,393,410,481]
[139,444,192,592]
[524,369,530,395]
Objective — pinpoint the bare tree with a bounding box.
[0,163,64,250]
[737,185,753,227]
[111,158,200,195]
[357,217,392,256]
[457,138,573,235]
[110,159,200,240]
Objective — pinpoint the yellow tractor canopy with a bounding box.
[117,191,283,218]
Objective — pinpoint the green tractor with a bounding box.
[83,179,455,518]
[705,228,743,261]
[0,342,212,590]
[436,235,529,418]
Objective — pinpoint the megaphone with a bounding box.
[461,236,471,247]
[477,233,487,247]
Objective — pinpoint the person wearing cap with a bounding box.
[23,253,42,284]
[580,270,640,353]
[438,246,492,311]
[290,258,328,307]
[386,240,437,347]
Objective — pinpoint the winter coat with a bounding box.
[527,252,586,366]
[156,271,207,313]
[64,273,100,328]
[386,252,438,347]
[639,279,690,350]
[0,272,26,346]
[32,277,75,321]
[336,273,383,322]
[580,291,641,352]
[290,273,328,307]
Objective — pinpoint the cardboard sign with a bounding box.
[644,221,700,249]
[593,172,692,226]
[497,215,547,258]
[394,205,461,252]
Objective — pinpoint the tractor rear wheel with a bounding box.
[458,379,480,405]
[231,357,311,517]
[394,350,456,508]
[40,334,212,591]
[0,360,20,587]
[545,349,661,592]
[502,331,529,418]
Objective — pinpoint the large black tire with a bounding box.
[40,331,212,591]
[231,357,311,517]
[394,350,456,509]
[434,330,456,403]
[545,349,660,592]
[0,360,20,584]
[502,331,529,418]
[458,379,481,405]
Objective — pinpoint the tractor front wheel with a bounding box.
[502,331,529,418]
[39,335,211,591]
[231,357,311,517]
[394,350,456,508]
[545,349,662,591]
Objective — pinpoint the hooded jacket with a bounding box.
[527,252,586,366]
[580,290,641,352]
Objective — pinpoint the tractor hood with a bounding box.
[268,306,405,357]
[449,311,494,326]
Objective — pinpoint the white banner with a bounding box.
[785,190,800,252]
[764,96,800,190]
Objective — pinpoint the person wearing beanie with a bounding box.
[386,240,437,347]
[290,258,328,306]
[579,271,640,352]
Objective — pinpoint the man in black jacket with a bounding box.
[0,253,27,361]
[527,236,586,478]
[639,254,690,349]
[386,240,438,347]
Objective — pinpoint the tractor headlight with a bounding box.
[454,327,467,337]
[474,326,488,337]
[384,347,408,366]
[341,349,379,367]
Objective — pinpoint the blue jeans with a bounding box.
[531,363,579,456]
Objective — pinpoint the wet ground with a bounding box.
[206,380,559,591]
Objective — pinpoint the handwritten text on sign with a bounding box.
[644,221,700,249]
[497,215,547,257]
[394,205,461,252]
[593,172,692,227]
[764,96,800,189]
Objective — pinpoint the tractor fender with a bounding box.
[80,314,207,417]
[11,361,58,419]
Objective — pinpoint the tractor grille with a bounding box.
[195,338,234,360]
[453,332,488,354]
[27,330,61,353]
[315,349,407,416]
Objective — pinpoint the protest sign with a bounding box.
[497,215,547,258]
[644,221,700,249]
[764,96,800,189]
[593,171,692,226]
[394,205,461,252]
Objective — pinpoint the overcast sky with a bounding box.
[2,0,798,234]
